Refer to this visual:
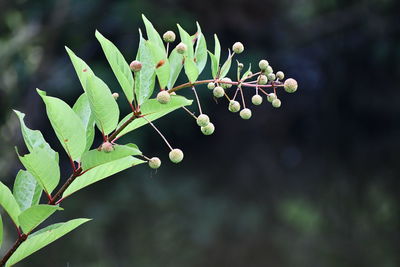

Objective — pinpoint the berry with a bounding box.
[238,63,244,69]
[251,95,263,105]
[232,42,244,54]
[163,31,176,43]
[201,123,215,135]
[272,98,281,108]
[207,82,216,90]
[240,108,252,120]
[276,71,284,80]
[169,148,184,163]
[196,114,210,127]
[265,66,273,74]
[258,75,268,85]
[213,86,225,98]
[228,100,241,113]
[259,59,269,70]
[176,42,187,54]
[130,60,142,72]
[157,91,171,104]
[284,78,298,93]
[112,92,119,100]
[220,77,232,89]
[148,157,161,169]
[267,93,277,103]
[101,141,114,153]
[267,73,276,81]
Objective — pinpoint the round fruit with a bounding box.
[169,148,184,163]
[228,100,241,113]
[130,60,142,72]
[176,42,187,54]
[163,31,176,43]
[101,142,114,153]
[201,123,215,135]
[148,157,161,169]
[267,93,277,103]
[196,114,210,127]
[284,78,298,93]
[157,91,171,104]
[240,108,252,120]
[213,86,225,98]
[232,42,244,54]
[272,99,281,108]
[259,59,269,70]
[251,95,263,105]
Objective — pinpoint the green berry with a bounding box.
[228,100,241,113]
[284,78,298,93]
[130,60,142,72]
[240,108,252,120]
[232,42,244,54]
[176,42,187,54]
[213,86,225,98]
[148,157,161,169]
[238,63,244,69]
[259,59,269,70]
[169,148,184,163]
[157,91,170,104]
[267,73,276,81]
[163,31,176,43]
[267,93,277,103]
[220,77,232,89]
[251,95,263,105]
[207,82,216,90]
[112,92,119,100]
[196,114,210,127]
[201,122,215,135]
[276,71,284,80]
[101,141,114,153]
[272,98,281,108]
[258,75,268,85]
[265,66,273,74]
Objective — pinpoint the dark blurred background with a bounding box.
[0,0,399,266]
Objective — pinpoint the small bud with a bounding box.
[272,98,281,108]
[163,31,176,43]
[247,71,253,77]
[284,78,298,93]
[213,86,225,98]
[251,95,263,105]
[258,75,268,85]
[176,42,187,54]
[169,148,184,163]
[207,82,216,90]
[228,100,241,113]
[157,90,171,104]
[220,77,232,89]
[101,141,114,153]
[232,42,244,54]
[240,108,252,120]
[267,73,276,81]
[112,92,119,100]
[238,63,244,69]
[196,114,210,127]
[170,91,177,95]
[276,71,285,80]
[259,59,269,70]
[148,157,161,169]
[267,93,277,103]
[130,60,142,72]
[201,122,215,135]
[265,66,273,74]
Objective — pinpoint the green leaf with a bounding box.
[141,14,165,51]
[5,218,90,267]
[219,49,232,78]
[14,110,57,161]
[241,64,252,80]
[17,147,60,195]
[146,40,170,89]
[167,47,184,89]
[37,89,86,161]
[81,144,142,170]
[73,93,95,152]
[95,30,134,103]
[135,30,156,105]
[0,182,21,227]
[85,74,120,135]
[214,34,221,66]
[0,214,3,250]
[19,205,62,234]
[194,22,207,74]
[65,46,94,91]
[184,56,199,83]
[13,170,42,212]
[208,51,219,79]
[63,157,145,198]
[116,96,193,138]
[177,24,194,60]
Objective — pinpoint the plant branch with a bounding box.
[0,234,27,266]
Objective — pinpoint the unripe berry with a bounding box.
[157,90,171,104]
[130,60,142,72]
[201,122,215,135]
[284,78,298,93]
[240,108,252,120]
[232,42,244,54]
[228,100,241,113]
[276,71,285,80]
[207,82,216,90]
[112,92,119,100]
[272,98,281,108]
[176,42,187,54]
[258,75,268,85]
[267,93,277,103]
[238,63,244,69]
[101,141,114,153]
[148,157,161,169]
[213,86,225,98]
[251,94,263,105]
[267,73,276,81]
[259,59,269,70]
[265,66,273,74]
[163,31,176,43]
[220,77,232,89]
[169,148,184,163]
[196,114,210,127]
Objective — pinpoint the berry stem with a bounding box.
[181,106,198,120]
[191,86,203,114]
[142,116,173,151]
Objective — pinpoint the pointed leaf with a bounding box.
[208,51,219,79]
[219,49,232,78]
[19,205,62,234]
[0,182,21,226]
[37,89,86,160]
[5,218,90,267]
[146,40,170,89]
[214,34,221,66]
[63,157,145,198]
[95,30,134,103]
[177,24,194,60]
[13,170,42,212]
[194,22,207,74]
[141,14,165,50]
[65,46,94,91]
[241,64,252,80]
[167,47,184,89]
[184,57,199,83]
[73,93,95,152]
[0,214,3,249]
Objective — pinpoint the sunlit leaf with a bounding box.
[73,93,95,152]
[13,170,42,212]
[184,57,199,82]
[194,22,207,74]
[214,34,221,66]
[0,182,21,227]
[65,46,94,91]
[146,40,170,89]
[141,14,165,50]
[19,205,62,234]
[219,49,232,78]
[177,24,194,60]
[208,51,218,79]
[167,47,184,89]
